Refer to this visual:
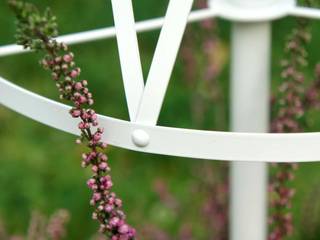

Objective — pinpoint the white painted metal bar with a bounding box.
[135,0,194,125]
[110,0,144,121]
[3,76,320,162]
[0,8,217,57]
[290,6,320,19]
[229,22,270,240]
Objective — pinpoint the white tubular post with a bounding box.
[230,16,271,240]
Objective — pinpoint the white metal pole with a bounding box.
[230,21,271,240]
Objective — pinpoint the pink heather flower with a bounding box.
[115,199,122,207]
[102,180,112,190]
[55,56,62,63]
[91,113,98,121]
[78,95,87,104]
[63,54,73,63]
[93,133,102,142]
[88,99,94,105]
[99,162,108,170]
[101,142,108,148]
[100,154,108,161]
[71,109,81,118]
[110,217,120,227]
[87,178,96,189]
[105,205,113,213]
[10,4,136,238]
[119,224,129,234]
[70,69,79,78]
[92,212,98,220]
[100,175,110,183]
[93,193,102,202]
[82,112,90,119]
[78,122,89,129]
[91,165,98,173]
[89,151,97,159]
[83,88,89,94]
[82,153,88,160]
[51,72,58,80]
[74,82,83,90]
[98,205,104,211]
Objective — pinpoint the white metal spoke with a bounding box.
[135,0,194,125]
[110,0,144,121]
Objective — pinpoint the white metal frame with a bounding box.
[1,0,320,239]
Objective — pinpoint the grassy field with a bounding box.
[1,0,320,239]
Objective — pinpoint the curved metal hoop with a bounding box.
[1,76,320,162]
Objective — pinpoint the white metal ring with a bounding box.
[1,76,320,162]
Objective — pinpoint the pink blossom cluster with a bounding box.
[271,29,310,133]
[40,43,136,239]
[269,16,311,240]
[268,163,298,240]
[9,0,136,237]
[46,209,70,240]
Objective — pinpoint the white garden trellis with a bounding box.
[1,0,320,239]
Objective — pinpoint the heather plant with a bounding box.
[181,1,228,239]
[0,209,70,240]
[8,1,135,239]
[140,162,228,240]
[269,1,313,239]
[181,0,227,129]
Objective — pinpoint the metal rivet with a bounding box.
[132,129,150,147]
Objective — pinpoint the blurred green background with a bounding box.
[1,0,320,239]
